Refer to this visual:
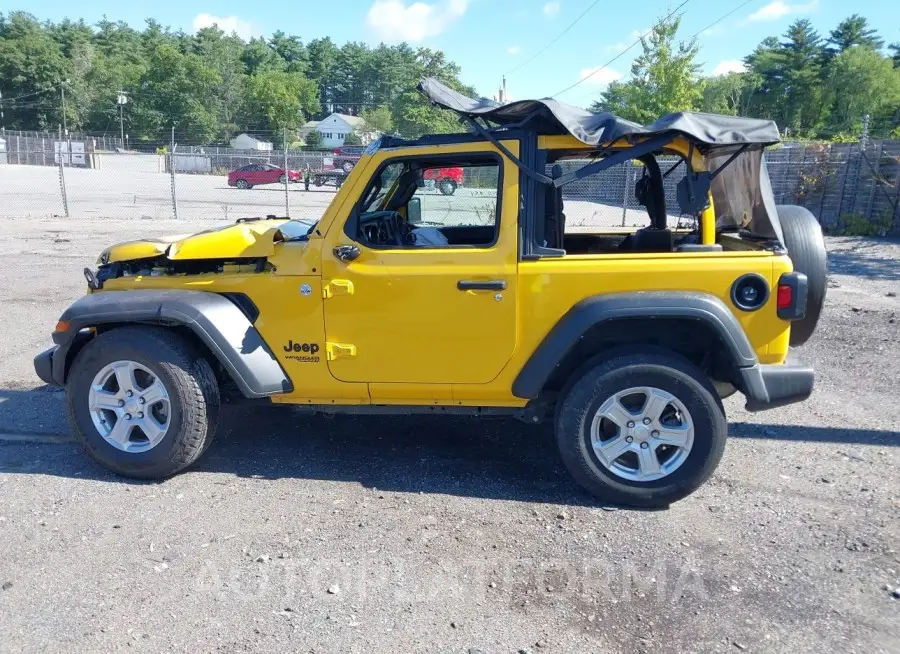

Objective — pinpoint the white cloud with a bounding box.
[710,60,747,76]
[192,13,258,40]
[578,66,623,87]
[543,2,560,17]
[603,29,648,52]
[507,45,521,55]
[746,0,818,23]
[366,0,469,43]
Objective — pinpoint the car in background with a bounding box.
[333,147,463,194]
[424,167,464,195]
[333,146,366,173]
[227,164,301,189]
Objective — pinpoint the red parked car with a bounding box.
[228,164,301,189]
[424,167,464,195]
[332,146,366,173]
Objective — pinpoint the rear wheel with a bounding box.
[555,350,726,507]
[341,161,354,173]
[66,327,219,479]
[776,205,827,346]
[279,174,288,184]
[439,179,457,196]
[235,179,251,190]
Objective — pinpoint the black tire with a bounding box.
[314,176,324,187]
[555,350,727,508]
[341,161,354,173]
[439,179,457,196]
[65,326,220,480]
[776,205,827,346]
[235,179,251,190]
[279,174,288,184]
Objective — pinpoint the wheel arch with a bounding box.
[51,290,292,398]
[512,292,758,400]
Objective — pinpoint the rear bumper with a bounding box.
[740,355,814,412]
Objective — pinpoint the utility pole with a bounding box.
[117,92,129,150]
[169,124,179,219]
[60,81,68,136]
[283,127,290,218]
[860,114,870,150]
[0,90,4,129]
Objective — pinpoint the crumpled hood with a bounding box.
[98,219,310,264]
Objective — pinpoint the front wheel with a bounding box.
[279,174,288,184]
[555,350,726,507]
[66,326,220,479]
[341,161,354,173]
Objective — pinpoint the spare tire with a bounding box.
[776,205,827,346]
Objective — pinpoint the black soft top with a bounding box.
[419,78,780,150]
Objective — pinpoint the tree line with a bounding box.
[593,14,900,140]
[0,11,473,143]
[2,10,899,145]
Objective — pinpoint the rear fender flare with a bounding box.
[52,290,291,398]
[511,292,758,399]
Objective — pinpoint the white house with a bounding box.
[229,133,273,151]
[301,113,377,148]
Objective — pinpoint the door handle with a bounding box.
[457,280,507,291]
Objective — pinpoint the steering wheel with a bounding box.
[397,219,416,246]
[359,211,402,246]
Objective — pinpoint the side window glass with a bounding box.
[354,159,501,249]
[547,156,689,234]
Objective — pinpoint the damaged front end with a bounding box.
[88,216,314,288]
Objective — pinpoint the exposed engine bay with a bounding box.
[89,216,314,287]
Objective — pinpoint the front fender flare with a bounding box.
[511,291,758,399]
[51,290,291,398]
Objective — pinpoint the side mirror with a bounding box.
[408,197,422,224]
[333,245,360,262]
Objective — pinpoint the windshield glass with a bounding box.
[362,162,405,212]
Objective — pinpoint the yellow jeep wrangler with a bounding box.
[34,79,826,506]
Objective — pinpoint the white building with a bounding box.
[229,133,274,151]
[301,113,377,148]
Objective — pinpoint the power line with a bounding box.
[682,0,760,46]
[503,0,604,77]
[0,86,56,103]
[550,0,692,98]
[564,0,763,104]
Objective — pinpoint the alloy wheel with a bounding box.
[87,360,171,453]
[589,386,694,482]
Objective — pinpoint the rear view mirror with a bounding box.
[408,197,422,224]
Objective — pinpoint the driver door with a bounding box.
[321,142,519,388]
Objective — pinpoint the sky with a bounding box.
[3,0,898,107]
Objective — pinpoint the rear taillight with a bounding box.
[776,272,808,321]
[776,284,793,310]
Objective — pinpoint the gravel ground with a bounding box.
[0,218,898,653]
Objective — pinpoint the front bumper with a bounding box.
[740,355,814,412]
[34,330,92,388]
[34,346,61,386]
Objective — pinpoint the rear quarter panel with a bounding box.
[452,251,793,404]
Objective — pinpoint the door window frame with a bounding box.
[343,151,505,251]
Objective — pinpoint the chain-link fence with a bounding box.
[1,128,898,235]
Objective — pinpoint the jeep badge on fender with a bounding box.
[283,340,320,355]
